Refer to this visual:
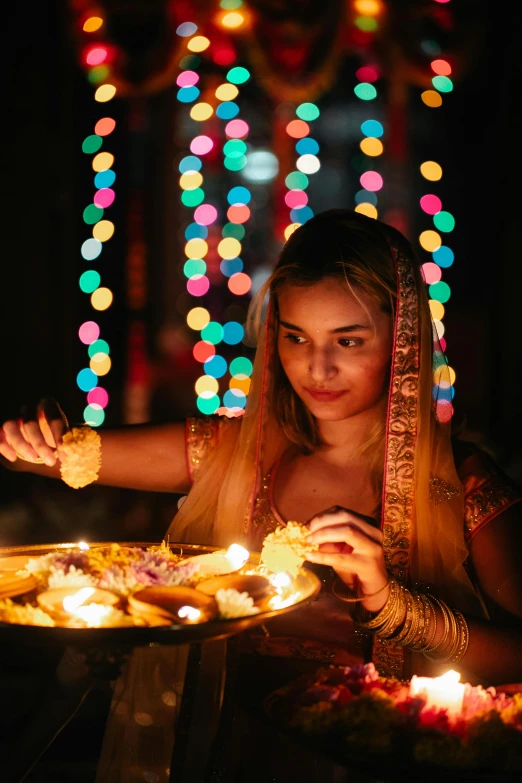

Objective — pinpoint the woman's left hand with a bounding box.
[306,506,390,613]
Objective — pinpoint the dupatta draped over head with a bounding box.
[169,209,481,676]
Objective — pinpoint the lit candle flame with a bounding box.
[409,669,465,716]
[72,604,115,626]
[226,544,249,569]
[63,587,96,614]
[77,541,90,551]
[270,572,291,589]
[178,605,201,621]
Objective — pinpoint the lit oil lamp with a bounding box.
[183,543,250,576]
[37,586,122,625]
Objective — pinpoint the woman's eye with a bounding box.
[284,333,306,344]
[338,338,362,348]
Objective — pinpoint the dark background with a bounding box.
[2,0,522,548]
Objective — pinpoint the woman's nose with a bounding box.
[308,347,337,382]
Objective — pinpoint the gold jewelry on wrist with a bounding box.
[332,576,391,603]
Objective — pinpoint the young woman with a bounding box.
[2,210,522,780]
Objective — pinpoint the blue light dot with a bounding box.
[185,223,208,240]
[204,355,228,378]
[220,257,244,277]
[432,246,454,268]
[227,186,251,205]
[81,239,102,261]
[177,22,198,37]
[355,189,378,206]
[216,102,240,120]
[360,120,384,138]
[296,138,319,155]
[223,389,246,409]
[223,321,244,345]
[177,86,200,103]
[94,169,116,189]
[179,155,202,173]
[290,206,314,224]
[77,368,98,392]
[432,385,455,402]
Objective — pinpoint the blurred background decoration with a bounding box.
[3,0,522,547]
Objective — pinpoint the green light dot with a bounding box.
[223,139,247,158]
[79,270,101,293]
[285,171,309,190]
[433,211,455,233]
[432,75,453,93]
[429,281,451,304]
[179,55,201,70]
[222,223,245,240]
[87,65,109,84]
[201,322,224,345]
[296,103,320,121]
[230,357,253,377]
[355,16,378,32]
[82,135,103,154]
[83,204,104,225]
[220,0,243,9]
[197,394,220,415]
[354,83,377,101]
[226,66,250,85]
[184,258,207,277]
[88,339,110,358]
[224,155,247,172]
[181,188,205,207]
[84,405,105,427]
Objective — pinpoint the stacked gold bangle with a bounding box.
[352,578,470,664]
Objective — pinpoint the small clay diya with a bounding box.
[37,586,121,623]
[196,573,273,602]
[0,572,38,599]
[128,586,218,624]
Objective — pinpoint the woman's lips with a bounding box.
[305,388,348,402]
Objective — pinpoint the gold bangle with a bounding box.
[333,576,391,603]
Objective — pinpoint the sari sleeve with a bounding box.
[185,415,227,485]
[453,440,522,544]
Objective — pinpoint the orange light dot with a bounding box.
[286,120,310,139]
[228,273,251,296]
[91,287,113,311]
[429,299,445,320]
[360,137,383,156]
[421,90,443,108]
[419,230,442,252]
[284,223,301,240]
[95,117,116,136]
[354,0,384,14]
[420,161,443,181]
[227,205,251,224]
[355,203,378,219]
[230,376,251,394]
[90,353,112,376]
[83,17,103,33]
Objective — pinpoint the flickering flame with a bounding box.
[77,541,90,551]
[72,604,115,626]
[63,587,95,613]
[178,605,201,621]
[270,572,291,589]
[439,670,461,684]
[268,592,301,610]
[226,544,249,569]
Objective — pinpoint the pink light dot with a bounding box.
[356,65,380,83]
[190,135,214,155]
[436,400,453,423]
[86,47,108,66]
[87,387,109,408]
[439,337,447,352]
[94,188,115,208]
[177,70,200,88]
[360,171,383,192]
[79,321,100,345]
[421,262,442,284]
[187,274,210,297]
[285,190,309,209]
[225,119,249,139]
[420,194,442,215]
[194,204,218,226]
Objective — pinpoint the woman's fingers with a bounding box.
[37,398,65,449]
[19,420,57,466]
[308,506,383,544]
[2,419,41,462]
[308,523,382,557]
[0,429,17,462]
[306,550,357,572]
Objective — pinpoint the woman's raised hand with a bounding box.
[0,398,66,467]
[306,505,390,613]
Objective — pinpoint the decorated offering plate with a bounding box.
[265,663,522,782]
[0,541,321,647]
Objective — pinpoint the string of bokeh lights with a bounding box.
[176,5,255,416]
[77,10,116,427]
[418,0,456,423]
[282,103,321,241]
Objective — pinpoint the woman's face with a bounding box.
[276,277,393,423]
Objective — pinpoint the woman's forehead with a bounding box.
[276,279,380,325]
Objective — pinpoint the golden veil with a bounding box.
[96,211,482,780]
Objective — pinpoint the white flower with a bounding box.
[48,566,96,589]
[215,588,260,619]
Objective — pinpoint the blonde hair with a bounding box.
[247,211,398,493]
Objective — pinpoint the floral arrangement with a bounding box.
[269,663,522,774]
[23,542,200,596]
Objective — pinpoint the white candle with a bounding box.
[410,670,465,716]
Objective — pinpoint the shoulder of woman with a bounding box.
[185,414,241,482]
